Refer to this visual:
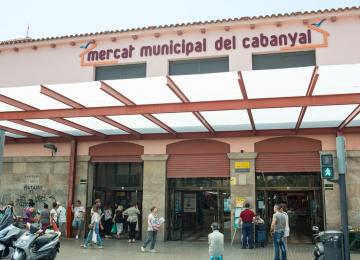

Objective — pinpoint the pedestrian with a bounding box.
[56,202,67,238]
[123,203,140,243]
[72,200,85,239]
[82,205,103,249]
[104,204,113,238]
[50,202,58,226]
[39,203,50,231]
[113,205,125,239]
[23,199,37,224]
[239,202,255,249]
[280,203,290,249]
[141,206,162,253]
[207,222,224,259]
[271,204,287,260]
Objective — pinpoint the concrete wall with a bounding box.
[0,155,90,217]
[141,154,168,241]
[228,152,257,239]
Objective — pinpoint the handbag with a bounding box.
[111,223,117,234]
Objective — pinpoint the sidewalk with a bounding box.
[58,239,360,260]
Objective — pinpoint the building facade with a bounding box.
[0,7,360,242]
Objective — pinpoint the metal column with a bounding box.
[66,140,77,238]
[336,136,350,260]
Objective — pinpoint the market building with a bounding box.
[0,6,359,243]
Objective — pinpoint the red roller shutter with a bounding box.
[255,152,320,173]
[167,139,230,178]
[167,154,229,178]
[91,155,142,163]
[255,137,321,173]
[89,142,144,163]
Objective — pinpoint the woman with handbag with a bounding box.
[113,205,125,239]
[123,203,140,243]
[82,205,104,249]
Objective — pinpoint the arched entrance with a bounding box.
[255,136,323,243]
[89,142,144,239]
[166,139,231,241]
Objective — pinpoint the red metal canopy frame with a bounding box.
[0,73,358,143]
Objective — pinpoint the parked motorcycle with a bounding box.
[0,223,25,259]
[312,226,320,244]
[313,237,324,260]
[0,206,24,259]
[11,224,60,260]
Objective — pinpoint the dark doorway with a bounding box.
[167,178,230,241]
[92,162,144,239]
[256,173,323,243]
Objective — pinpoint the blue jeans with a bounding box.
[84,223,103,246]
[273,231,287,260]
[142,231,158,250]
[242,223,254,248]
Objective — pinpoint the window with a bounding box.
[95,63,146,80]
[252,51,316,70]
[169,57,229,75]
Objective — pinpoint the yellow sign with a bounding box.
[230,177,237,186]
[235,197,246,208]
[235,161,250,169]
[235,161,251,173]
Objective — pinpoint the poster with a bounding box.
[230,177,237,186]
[258,200,265,209]
[224,198,231,213]
[235,197,246,208]
[183,193,197,213]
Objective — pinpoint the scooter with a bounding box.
[0,223,25,259]
[11,224,60,260]
[0,207,24,259]
[313,235,324,260]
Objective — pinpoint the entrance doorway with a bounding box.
[92,162,144,238]
[256,173,323,243]
[168,178,230,241]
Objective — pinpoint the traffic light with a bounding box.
[320,154,335,179]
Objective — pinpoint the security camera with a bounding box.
[43,143,58,156]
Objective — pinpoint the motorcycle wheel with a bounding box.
[0,247,14,260]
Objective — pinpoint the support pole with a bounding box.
[66,140,77,238]
[336,136,350,260]
[0,130,5,176]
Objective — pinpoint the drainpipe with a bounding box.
[0,130,4,176]
[66,140,77,238]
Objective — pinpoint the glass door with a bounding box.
[168,190,183,240]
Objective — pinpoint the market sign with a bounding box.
[80,20,330,67]
[235,161,251,173]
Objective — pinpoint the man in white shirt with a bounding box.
[72,200,85,239]
[208,222,224,258]
[56,201,67,238]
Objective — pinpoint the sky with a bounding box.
[1,0,359,41]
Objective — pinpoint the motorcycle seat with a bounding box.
[33,234,58,251]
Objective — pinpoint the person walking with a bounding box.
[39,203,50,231]
[82,205,103,249]
[104,204,113,238]
[123,203,140,243]
[56,202,67,238]
[239,202,255,249]
[207,222,224,259]
[113,205,125,239]
[141,206,161,253]
[280,203,290,249]
[271,204,287,260]
[50,202,58,226]
[72,200,85,239]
